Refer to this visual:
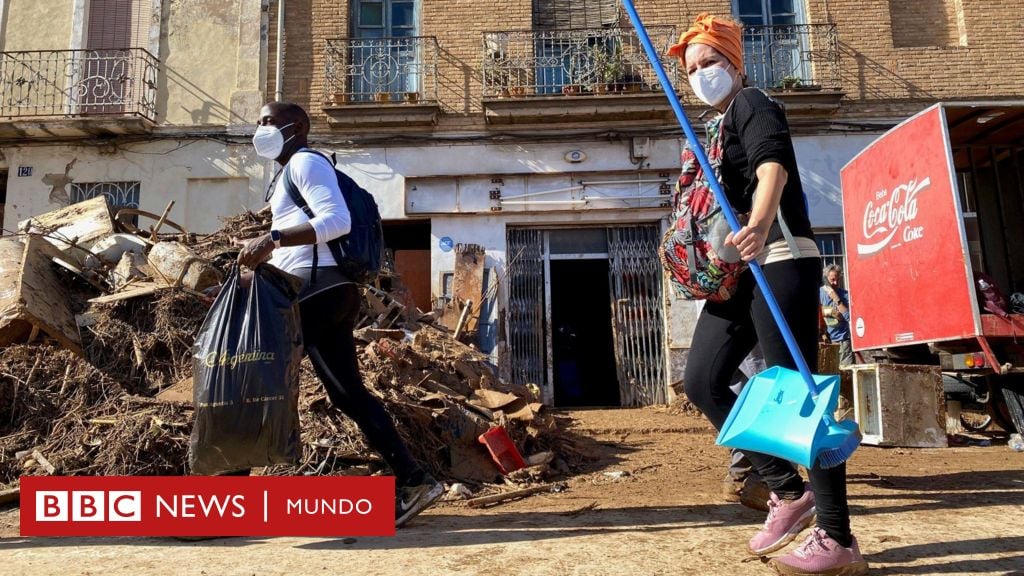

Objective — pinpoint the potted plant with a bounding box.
[403,91,419,103]
[374,91,391,103]
[779,76,802,91]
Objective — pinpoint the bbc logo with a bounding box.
[36,491,142,522]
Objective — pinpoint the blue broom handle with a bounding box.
[621,0,818,397]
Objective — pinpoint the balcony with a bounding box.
[743,23,843,114]
[323,36,440,129]
[0,48,158,139]
[480,26,680,126]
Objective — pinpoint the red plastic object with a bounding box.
[478,426,526,474]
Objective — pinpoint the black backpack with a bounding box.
[281,149,383,284]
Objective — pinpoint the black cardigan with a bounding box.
[719,87,815,244]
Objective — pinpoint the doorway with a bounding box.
[550,259,619,407]
[0,170,7,228]
[505,224,666,407]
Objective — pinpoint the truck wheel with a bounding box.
[997,382,1024,434]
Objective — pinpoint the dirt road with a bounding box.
[2,408,1022,576]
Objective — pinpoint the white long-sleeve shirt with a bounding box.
[267,149,352,274]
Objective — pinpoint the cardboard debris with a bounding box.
[0,235,84,356]
[470,389,521,410]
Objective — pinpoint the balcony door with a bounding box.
[81,0,146,114]
[734,0,807,89]
[351,0,419,101]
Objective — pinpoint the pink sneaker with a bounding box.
[770,528,868,576]
[748,485,816,556]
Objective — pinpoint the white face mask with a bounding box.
[252,122,295,160]
[689,63,735,107]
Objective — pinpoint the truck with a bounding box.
[840,102,1024,437]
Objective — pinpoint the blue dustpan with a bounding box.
[716,367,859,468]
[622,1,860,469]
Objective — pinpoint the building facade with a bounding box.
[0,0,270,233]
[3,0,1022,407]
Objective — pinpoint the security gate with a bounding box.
[505,225,666,406]
[608,226,667,405]
[506,228,546,389]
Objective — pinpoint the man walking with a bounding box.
[237,101,442,527]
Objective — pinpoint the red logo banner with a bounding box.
[20,476,396,537]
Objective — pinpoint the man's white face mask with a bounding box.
[689,63,735,107]
[252,122,295,160]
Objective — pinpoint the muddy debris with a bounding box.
[0,199,585,490]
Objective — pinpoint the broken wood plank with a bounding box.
[150,200,176,241]
[87,418,118,426]
[31,450,56,474]
[0,486,20,506]
[453,299,473,341]
[156,377,194,404]
[19,196,115,264]
[0,235,84,356]
[88,281,167,304]
[466,483,556,508]
[442,243,485,330]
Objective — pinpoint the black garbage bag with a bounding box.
[189,265,304,475]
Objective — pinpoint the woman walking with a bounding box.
[666,14,868,576]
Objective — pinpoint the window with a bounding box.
[733,0,808,89]
[532,0,621,94]
[71,181,141,226]
[351,0,419,101]
[815,231,845,285]
[532,0,619,29]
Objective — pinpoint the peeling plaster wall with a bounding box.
[161,0,265,127]
[2,140,269,233]
[2,1,75,52]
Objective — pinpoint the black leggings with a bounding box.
[300,283,422,486]
[683,258,851,546]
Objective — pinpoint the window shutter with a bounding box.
[532,0,619,29]
[87,0,148,50]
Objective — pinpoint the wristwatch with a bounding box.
[270,229,282,248]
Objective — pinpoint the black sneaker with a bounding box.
[395,474,443,528]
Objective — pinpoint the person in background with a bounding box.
[723,344,770,512]
[820,265,854,366]
[668,14,867,575]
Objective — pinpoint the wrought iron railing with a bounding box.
[0,48,158,121]
[325,36,439,104]
[481,26,678,98]
[742,23,840,91]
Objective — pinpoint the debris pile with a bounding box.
[0,198,581,490]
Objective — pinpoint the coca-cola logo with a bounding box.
[856,177,930,256]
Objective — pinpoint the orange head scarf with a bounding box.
[667,13,743,72]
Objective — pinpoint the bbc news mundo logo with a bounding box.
[36,491,142,522]
[21,476,394,537]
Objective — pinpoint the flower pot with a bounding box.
[403,91,419,103]
[373,92,391,103]
[562,84,582,96]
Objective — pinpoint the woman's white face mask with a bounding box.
[252,122,295,160]
[689,63,735,107]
